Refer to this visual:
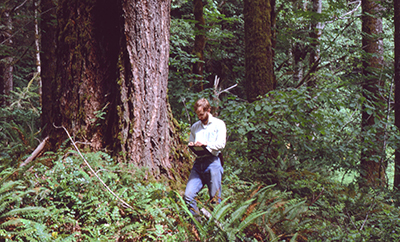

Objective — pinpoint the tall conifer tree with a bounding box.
[243,0,276,102]
[360,0,385,187]
[40,0,183,178]
[394,0,400,188]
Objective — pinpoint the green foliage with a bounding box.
[2,0,399,240]
[0,166,50,241]
[0,77,41,165]
[169,0,244,122]
[218,86,398,186]
[1,146,400,241]
[14,149,188,241]
[166,173,311,241]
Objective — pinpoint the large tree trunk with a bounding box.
[41,0,180,178]
[244,0,276,103]
[120,0,172,176]
[394,0,400,189]
[243,0,278,169]
[360,0,385,187]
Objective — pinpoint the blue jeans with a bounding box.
[184,156,223,214]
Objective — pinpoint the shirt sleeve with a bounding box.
[189,125,196,143]
[207,119,226,156]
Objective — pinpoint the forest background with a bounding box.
[1,0,400,241]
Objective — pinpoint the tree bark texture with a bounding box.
[0,10,14,106]
[34,0,41,99]
[192,0,206,90]
[270,0,276,57]
[244,0,276,103]
[40,0,57,133]
[360,0,385,187]
[394,0,400,188]
[307,0,322,88]
[120,0,172,176]
[41,0,177,178]
[243,0,278,168]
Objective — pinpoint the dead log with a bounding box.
[20,136,49,167]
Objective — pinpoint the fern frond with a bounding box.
[285,200,307,220]
[265,223,278,241]
[0,167,15,186]
[211,197,233,221]
[0,218,52,242]
[0,218,24,229]
[0,207,46,220]
[0,180,23,194]
[0,192,26,215]
[223,198,255,229]
[237,210,269,232]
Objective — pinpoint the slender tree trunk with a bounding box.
[292,42,304,84]
[0,10,14,106]
[360,0,385,187]
[244,0,276,102]
[394,0,400,188]
[41,0,180,178]
[34,0,41,100]
[0,66,3,105]
[40,0,57,134]
[308,0,322,88]
[192,0,206,91]
[270,0,276,57]
[290,0,308,86]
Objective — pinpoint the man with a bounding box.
[184,98,226,216]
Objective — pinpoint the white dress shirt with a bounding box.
[189,114,226,156]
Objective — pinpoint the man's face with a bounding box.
[195,107,209,124]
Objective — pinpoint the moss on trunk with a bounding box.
[41,0,190,180]
[244,0,276,102]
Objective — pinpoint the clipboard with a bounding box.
[188,145,213,157]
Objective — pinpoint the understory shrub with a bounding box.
[0,79,41,167]
[1,149,400,241]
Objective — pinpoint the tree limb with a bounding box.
[322,0,361,27]
[20,136,49,167]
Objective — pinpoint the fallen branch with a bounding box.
[308,187,324,207]
[53,124,136,211]
[20,136,49,167]
[360,213,369,231]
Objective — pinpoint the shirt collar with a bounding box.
[201,113,214,127]
[208,113,214,123]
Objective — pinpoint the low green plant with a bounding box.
[21,150,185,241]
[2,145,400,241]
[168,175,312,242]
[0,77,41,166]
[0,166,51,241]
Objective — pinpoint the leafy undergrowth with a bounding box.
[1,150,400,241]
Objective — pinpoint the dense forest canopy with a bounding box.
[1,0,400,241]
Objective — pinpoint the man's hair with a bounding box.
[194,98,211,111]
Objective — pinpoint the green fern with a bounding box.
[170,182,312,241]
[0,77,41,164]
[0,167,51,241]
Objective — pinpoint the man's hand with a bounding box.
[194,141,207,147]
[188,141,207,146]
